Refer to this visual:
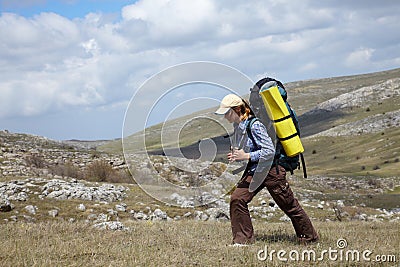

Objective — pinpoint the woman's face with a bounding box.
[224,108,241,123]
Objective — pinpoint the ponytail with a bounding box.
[231,98,254,121]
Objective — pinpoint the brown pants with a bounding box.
[230,165,319,244]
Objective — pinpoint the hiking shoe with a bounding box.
[298,237,319,246]
[229,243,249,248]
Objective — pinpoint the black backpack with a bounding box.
[249,77,307,178]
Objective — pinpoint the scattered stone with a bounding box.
[267,205,277,212]
[107,209,118,216]
[353,213,368,221]
[96,213,110,222]
[25,205,37,215]
[205,208,230,221]
[48,209,59,217]
[336,200,345,207]
[133,212,148,220]
[261,213,274,220]
[93,221,129,231]
[170,193,185,205]
[77,204,86,212]
[115,203,127,212]
[13,192,29,201]
[183,212,192,218]
[42,179,127,202]
[197,192,218,206]
[279,215,291,222]
[181,200,194,208]
[194,211,208,221]
[151,209,168,221]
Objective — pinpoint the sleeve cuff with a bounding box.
[249,152,258,162]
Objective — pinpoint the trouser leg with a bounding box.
[265,166,319,242]
[230,176,256,244]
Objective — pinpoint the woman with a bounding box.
[215,94,318,246]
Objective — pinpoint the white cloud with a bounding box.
[1,0,400,139]
[121,0,218,46]
[299,62,317,72]
[0,80,56,117]
[345,47,375,68]
[81,38,100,55]
[122,0,216,32]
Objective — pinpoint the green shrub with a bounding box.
[84,160,134,184]
[84,160,115,182]
[50,161,82,179]
[25,154,46,168]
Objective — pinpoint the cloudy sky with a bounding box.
[1,0,399,140]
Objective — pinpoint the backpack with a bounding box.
[249,77,307,178]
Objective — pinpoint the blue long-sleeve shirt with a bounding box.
[235,118,275,174]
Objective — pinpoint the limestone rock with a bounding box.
[25,205,37,215]
[151,208,168,221]
[93,221,129,231]
[48,209,59,217]
[77,204,86,212]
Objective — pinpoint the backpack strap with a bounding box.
[287,104,307,178]
[300,153,307,178]
[245,117,258,148]
[242,117,262,177]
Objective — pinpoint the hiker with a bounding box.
[215,93,319,246]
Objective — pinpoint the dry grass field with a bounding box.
[1,220,398,266]
[1,68,399,266]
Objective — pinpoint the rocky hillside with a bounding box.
[0,130,125,178]
[299,77,400,137]
[1,127,399,227]
[1,68,399,228]
[311,110,400,137]
[309,78,399,112]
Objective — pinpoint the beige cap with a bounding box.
[215,94,243,115]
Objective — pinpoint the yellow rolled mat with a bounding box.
[259,84,304,157]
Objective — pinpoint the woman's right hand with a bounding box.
[228,148,250,162]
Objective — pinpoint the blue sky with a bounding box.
[0,0,132,19]
[1,0,400,140]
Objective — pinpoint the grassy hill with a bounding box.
[285,67,400,115]
[99,68,400,177]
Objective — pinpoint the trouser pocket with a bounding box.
[267,180,295,212]
[237,175,253,188]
